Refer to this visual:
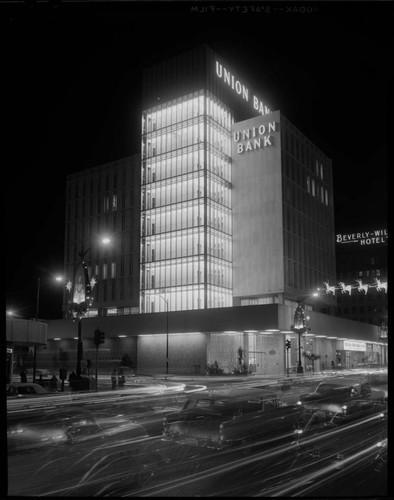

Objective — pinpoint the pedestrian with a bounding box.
[37,374,44,386]
[331,361,335,370]
[111,368,117,389]
[20,369,27,383]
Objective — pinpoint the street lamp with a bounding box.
[153,293,169,376]
[66,239,109,383]
[293,298,307,374]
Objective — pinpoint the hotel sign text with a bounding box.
[336,229,387,246]
[215,61,271,116]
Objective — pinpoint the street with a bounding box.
[7,370,388,497]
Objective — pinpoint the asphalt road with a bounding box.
[7,371,388,497]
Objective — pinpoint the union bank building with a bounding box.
[36,46,386,375]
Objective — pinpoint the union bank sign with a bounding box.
[233,121,278,154]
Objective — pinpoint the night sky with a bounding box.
[5,1,390,319]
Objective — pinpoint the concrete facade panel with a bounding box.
[232,111,284,298]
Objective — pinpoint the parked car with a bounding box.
[163,388,305,451]
[6,383,48,398]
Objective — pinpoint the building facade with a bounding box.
[335,228,388,353]
[64,155,141,317]
[42,46,386,376]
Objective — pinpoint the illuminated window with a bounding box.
[141,90,232,312]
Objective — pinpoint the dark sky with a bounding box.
[5,1,390,319]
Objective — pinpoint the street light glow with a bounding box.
[102,237,111,245]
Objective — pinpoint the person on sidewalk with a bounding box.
[20,369,27,383]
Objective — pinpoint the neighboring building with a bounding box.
[64,155,141,318]
[335,228,388,327]
[44,46,385,376]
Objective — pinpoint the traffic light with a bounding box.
[94,328,105,346]
[285,339,291,350]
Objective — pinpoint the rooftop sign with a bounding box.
[336,229,387,246]
[215,61,271,116]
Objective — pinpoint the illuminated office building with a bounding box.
[48,46,385,376]
[140,45,336,315]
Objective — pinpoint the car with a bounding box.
[6,383,48,398]
[297,378,384,424]
[163,388,305,451]
[7,408,148,453]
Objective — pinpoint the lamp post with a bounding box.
[67,248,93,380]
[154,294,169,376]
[66,239,109,384]
[293,298,307,374]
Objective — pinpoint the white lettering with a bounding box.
[253,138,261,149]
[264,135,272,146]
[233,131,240,142]
[237,144,244,154]
[245,141,252,152]
[258,124,266,135]
[224,68,231,86]
[337,234,342,243]
[215,61,223,78]
[216,61,269,114]
[268,122,276,133]
[242,129,250,140]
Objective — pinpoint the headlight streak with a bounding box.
[120,412,387,497]
[125,439,302,496]
[259,439,388,497]
[8,378,386,498]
